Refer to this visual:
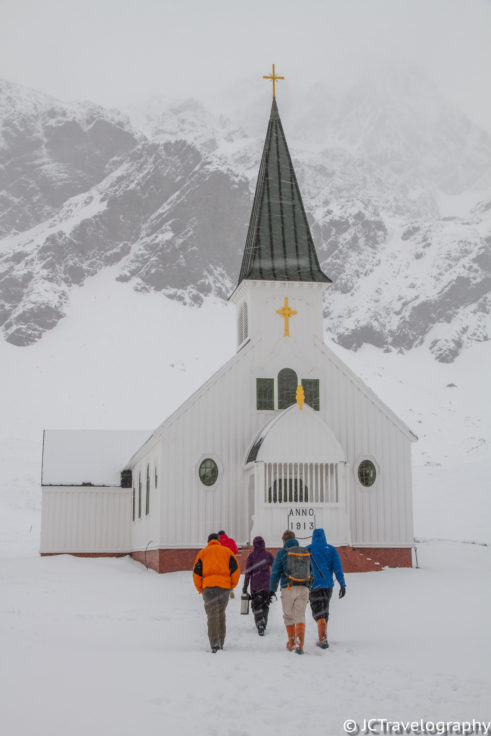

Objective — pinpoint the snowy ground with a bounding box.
[2,539,490,735]
[1,274,490,734]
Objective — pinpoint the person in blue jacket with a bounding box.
[306,528,346,649]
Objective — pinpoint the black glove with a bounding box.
[269,591,277,603]
[339,587,346,599]
[242,587,250,599]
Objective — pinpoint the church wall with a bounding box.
[316,342,414,547]
[40,486,131,553]
[130,447,162,552]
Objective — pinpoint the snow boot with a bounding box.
[294,623,305,654]
[316,618,329,649]
[285,624,295,651]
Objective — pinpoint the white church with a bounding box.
[41,81,416,573]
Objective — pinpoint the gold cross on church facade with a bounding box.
[276,297,297,337]
[263,64,284,98]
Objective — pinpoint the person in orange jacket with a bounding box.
[193,533,240,652]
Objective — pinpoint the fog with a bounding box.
[1,0,491,130]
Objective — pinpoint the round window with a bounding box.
[199,458,219,486]
[358,459,376,487]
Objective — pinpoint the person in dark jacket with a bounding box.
[242,536,274,636]
[306,527,346,649]
[270,530,311,654]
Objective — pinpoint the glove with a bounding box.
[242,588,250,599]
[339,587,346,599]
[268,591,277,604]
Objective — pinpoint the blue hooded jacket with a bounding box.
[270,538,299,593]
[306,528,346,589]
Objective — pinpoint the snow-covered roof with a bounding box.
[247,404,346,464]
[42,430,151,486]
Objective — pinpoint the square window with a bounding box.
[302,379,320,410]
[256,378,274,410]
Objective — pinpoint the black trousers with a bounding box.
[309,587,333,621]
[250,590,270,631]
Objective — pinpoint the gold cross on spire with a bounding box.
[276,297,297,337]
[263,64,284,98]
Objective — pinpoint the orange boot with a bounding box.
[285,625,295,651]
[316,618,329,649]
[294,622,305,654]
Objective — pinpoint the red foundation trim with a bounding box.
[130,545,412,573]
[41,552,128,558]
[353,547,412,569]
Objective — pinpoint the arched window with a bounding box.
[146,464,150,515]
[278,368,298,409]
[238,302,248,345]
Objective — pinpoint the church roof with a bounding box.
[238,98,331,285]
[246,404,346,464]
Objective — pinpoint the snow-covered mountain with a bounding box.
[0,71,490,360]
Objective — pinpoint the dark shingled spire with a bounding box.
[238,98,331,285]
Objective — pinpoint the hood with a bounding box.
[253,536,265,551]
[311,528,327,546]
[284,538,299,549]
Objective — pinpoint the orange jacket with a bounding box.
[193,539,240,594]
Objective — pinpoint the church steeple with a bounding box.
[238,98,331,285]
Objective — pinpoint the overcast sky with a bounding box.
[1,0,491,131]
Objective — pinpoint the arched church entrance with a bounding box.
[244,404,350,547]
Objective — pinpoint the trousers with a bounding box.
[309,587,333,621]
[251,590,270,631]
[202,586,230,648]
[280,585,309,626]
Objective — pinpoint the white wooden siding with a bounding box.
[40,486,131,553]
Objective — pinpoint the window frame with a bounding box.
[355,457,379,488]
[198,457,219,487]
[256,377,274,410]
[278,368,298,410]
[146,464,150,515]
[301,378,320,411]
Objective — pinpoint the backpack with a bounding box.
[285,547,311,587]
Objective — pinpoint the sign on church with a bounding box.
[287,507,316,537]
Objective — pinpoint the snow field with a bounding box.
[1,543,490,736]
